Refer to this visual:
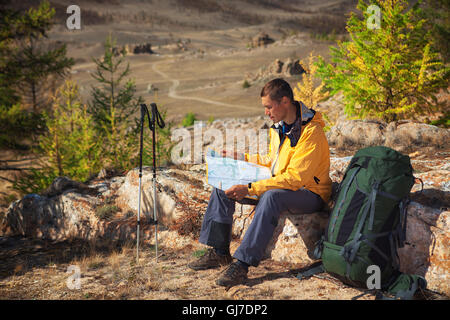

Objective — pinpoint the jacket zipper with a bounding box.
[271,135,286,176]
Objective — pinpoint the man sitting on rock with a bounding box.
[188,78,332,287]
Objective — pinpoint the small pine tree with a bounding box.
[293,52,330,109]
[90,35,143,171]
[182,112,196,127]
[316,0,450,122]
[9,1,73,112]
[41,80,101,180]
[13,80,101,194]
[0,1,72,150]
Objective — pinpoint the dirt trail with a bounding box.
[151,60,251,110]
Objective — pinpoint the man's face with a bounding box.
[262,95,287,123]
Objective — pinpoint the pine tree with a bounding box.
[13,81,101,194]
[2,1,74,112]
[316,0,450,122]
[90,35,143,171]
[0,1,73,150]
[43,80,101,176]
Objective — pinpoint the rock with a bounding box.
[282,58,306,76]
[268,59,284,74]
[251,32,274,47]
[115,168,211,227]
[232,206,329,264]
[42,176,98,198]
[398,202,449,296]
[326,119,387,150]
[384,121,450,153]
[132,43,153,54]
[248,58,306,83]
[328,119,450,153]
[0,178,148,242]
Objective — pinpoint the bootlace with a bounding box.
[201,248,216,260]
[225,262,243,277]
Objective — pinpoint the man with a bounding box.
[188,78,332,287]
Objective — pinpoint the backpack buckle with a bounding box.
[313,237,324,259]
[341,245,354,263]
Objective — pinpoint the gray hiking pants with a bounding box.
[198,187,324,267]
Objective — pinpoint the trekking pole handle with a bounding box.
[150,103,165,131]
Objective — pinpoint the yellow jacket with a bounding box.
[246,102,332,203]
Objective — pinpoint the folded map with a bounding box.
[206,149,272,199]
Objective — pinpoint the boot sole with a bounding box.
[188,258,232,271]
[216,276,247,287]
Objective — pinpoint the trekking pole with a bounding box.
[150,103,165,262]
[136,103,165,263]
[137,104,148,263]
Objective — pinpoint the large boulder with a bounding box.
[398,202,449,296]
[327,119,450,153]
[384,121,450,153]
[326,119,386,149]
[115,167,211,228]
[232,204,329,265]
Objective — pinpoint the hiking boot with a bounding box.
[188,248,232,271]
[216,261,248,287]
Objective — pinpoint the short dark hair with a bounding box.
[260,78,293,103]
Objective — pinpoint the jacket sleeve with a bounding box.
[248,135,322,197]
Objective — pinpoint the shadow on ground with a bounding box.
[0,236,144,280]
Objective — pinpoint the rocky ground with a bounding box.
[0,236,381,300]
[1,116,449,301]
[1,234,444,301]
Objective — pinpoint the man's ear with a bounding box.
[280,96,289,106]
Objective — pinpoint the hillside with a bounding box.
[0,0,448,302]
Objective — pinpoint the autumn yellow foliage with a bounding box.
[293,53,330,109]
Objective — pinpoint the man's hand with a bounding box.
[225,184,249,201]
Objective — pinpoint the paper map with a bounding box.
[206,149,272,194]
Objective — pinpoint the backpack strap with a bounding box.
[339,181,381,277]
[296,263,325,280]
[368,181,380,231]
[376,274,427,300]
[329,166,362,235]
[313,236,324,259]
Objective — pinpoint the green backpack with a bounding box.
[298,146,427,299]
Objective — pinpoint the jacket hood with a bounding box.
[309,109,326,128]
[271,100,324,147]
